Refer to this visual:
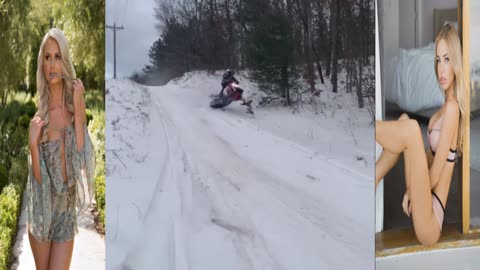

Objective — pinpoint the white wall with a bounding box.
[380,0,399,57]
[417,0,457,47]
[379,0,399,102]
[399,0,416,49]
[398,0,457,49]
[471,1,480,63]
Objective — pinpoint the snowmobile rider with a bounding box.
[220,69,239,95]
[219,69,250,105]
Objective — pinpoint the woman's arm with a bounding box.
[428,101,459,188]
[29,144,41,184]
[29,116,46,183]
[73,79,86,151]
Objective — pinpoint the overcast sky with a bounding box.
[105,0,158,79]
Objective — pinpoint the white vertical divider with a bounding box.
[375,0,384,233]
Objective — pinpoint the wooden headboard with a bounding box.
[433,8,458,38]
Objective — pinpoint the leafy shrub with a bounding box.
[0,184,20,269]
[87,106,105,230]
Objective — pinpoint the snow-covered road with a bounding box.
[106,72,374,269]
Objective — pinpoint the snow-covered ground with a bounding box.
[106,71,374,269]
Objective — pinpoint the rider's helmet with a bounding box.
[224,69,233,78]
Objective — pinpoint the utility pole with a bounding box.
[106,22,124,79]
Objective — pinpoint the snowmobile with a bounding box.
[210,82,254,114]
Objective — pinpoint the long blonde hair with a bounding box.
[36,28,76,142]
[434,24,467,156]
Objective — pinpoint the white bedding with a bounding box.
[385,43,444,113]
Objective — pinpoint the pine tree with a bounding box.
[248,12,300,105]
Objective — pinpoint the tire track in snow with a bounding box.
[152,95,280,270]
[108,79,372,270]
[150,86,370,269]
[120,102,192,270]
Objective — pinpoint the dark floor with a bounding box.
[383,154,460,230]
[470,167,480,227]
[469,113,480,227]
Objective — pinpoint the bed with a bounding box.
[385,43,443,113]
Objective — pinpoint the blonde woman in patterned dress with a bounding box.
[27,28,95,270]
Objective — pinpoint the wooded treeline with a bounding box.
[0,0,105,110]
[138,0,374,109]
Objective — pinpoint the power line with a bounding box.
[106,23,124,79]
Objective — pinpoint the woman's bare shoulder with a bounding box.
[444,100,459,117]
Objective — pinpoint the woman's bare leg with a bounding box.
[28,232,51,270]
[376,119,440,245]
[48,240,74,270]
[375,114,410,188]
[376,150,400,188]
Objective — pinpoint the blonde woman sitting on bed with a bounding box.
[375,23,467,246]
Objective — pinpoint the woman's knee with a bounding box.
[405,119,421,136]
[398,113,410,120]
[399,119,423,149]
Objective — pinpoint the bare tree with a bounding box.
[302,0,316,93]
[147,0,374,109]
[330,0,339,93]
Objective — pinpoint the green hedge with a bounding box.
[95,174,105,228]
[0,185,21,270]
[88,108,105,230]
[0,150,28,270]
[84,88,105,230]
[0,97,30,269]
